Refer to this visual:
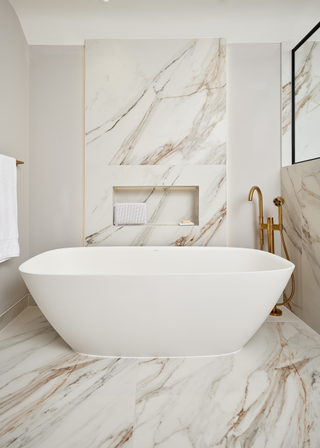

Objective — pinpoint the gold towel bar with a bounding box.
[16,160,24,166]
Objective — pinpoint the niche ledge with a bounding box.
[113,186,199,226]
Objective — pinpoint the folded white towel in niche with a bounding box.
[0,155,20,263]
[114,203,147,225]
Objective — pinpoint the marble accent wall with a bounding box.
[281,164,302,314]
[85,39,226,246]
[294,41,320,163]
[281,43,320,334]
[282,41,320,166]
[282,160,320,333]
[281,42,295,167]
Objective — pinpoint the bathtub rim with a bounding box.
[19,246,295,277]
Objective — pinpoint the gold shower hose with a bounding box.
[278,228,295,307]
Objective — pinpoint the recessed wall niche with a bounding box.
[85,39,227,246]
[113,186,199,226]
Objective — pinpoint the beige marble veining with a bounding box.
[85,39,227,247]
[85,39,226,167]
[301,159,320,334]
[133,322,320,448]
[0,308,137,448]
[281,41,320,333]
[294,41,320,163]
[85,165,226,247]
[1,307,320,447]
[281,158,320,335]
[281,42,297,167]
[281,164,302,313]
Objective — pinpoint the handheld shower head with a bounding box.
[273,196,285,227]
[273,196,285,207]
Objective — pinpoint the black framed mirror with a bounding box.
[292,21,320,164]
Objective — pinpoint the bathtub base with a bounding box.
[74,347,243,359]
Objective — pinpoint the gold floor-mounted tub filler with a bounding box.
[248,186,295,317]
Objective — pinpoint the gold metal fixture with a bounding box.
[248,186,265,250]
[271,196,295,315]
[248,188,295,316]
[16,160,24,166]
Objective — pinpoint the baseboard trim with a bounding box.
[28,295,37,306]
[0,295,37,332]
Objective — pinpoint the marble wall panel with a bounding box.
[85,165,226,247]
[301,159,320,333]
[282,43,320,334]
[85,39,226,246]
[281,159,320,334]
[282,40,320,165]
[294,41,320,163]
[281,165,302,315]
[85,39,226,166]
[281,42,295,167]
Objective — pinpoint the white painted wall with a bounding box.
[29,46,84,257]
[227,44,281,253]
[0,0,29,315]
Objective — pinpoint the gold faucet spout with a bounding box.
[248,186,263,217]
[248,186,264,250]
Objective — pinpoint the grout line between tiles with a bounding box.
[131,358,140,448]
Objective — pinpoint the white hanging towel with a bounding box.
[114,203,147,225]
[0,155,20,263]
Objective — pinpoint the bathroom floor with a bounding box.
[1,307,320,448]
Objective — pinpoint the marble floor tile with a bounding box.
[132,322,320,448]
[266,306,301,322]
[0,308,138,448]
[1,308,320,448]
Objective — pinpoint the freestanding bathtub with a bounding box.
[19,247,294,358]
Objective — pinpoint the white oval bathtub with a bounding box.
[19,247,294,358]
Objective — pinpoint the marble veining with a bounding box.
[85,165,226,247]
[301,159,320,334]
[85,39,226,166]
[0,308,137,448]
[281,42,296,167]
[133,323,320,448]
[281,41,320,335]
[281,159,320,334]
[1,306,320,447]
[85,39,226,247]
[281,164,302,312]
[294,41,320,163]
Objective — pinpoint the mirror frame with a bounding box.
[292,21,320,164]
